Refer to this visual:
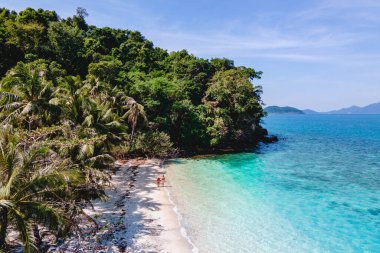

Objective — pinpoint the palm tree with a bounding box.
[124,97,146,143]
[58,76,128,145]
[0,128,85,252]
[56,75,87,125]
[82,99,128,148]
[0,62,60,130]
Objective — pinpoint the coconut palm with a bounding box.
[0,128,85,252]
[58,76,128,142]
[56,75,87,125]
[124,97,146,142]
[0,62,60,130]
[81,99,128,148]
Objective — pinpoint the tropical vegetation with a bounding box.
[0,7,271,251]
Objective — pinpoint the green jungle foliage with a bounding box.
[0,7,268,251]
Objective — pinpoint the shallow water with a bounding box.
[166,115,380,253]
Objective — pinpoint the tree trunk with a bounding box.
[32,224,42,249]
[129,127,136,151]
[0,209,8,249]
[130,127,135,142]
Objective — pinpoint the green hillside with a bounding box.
[265,106,305,114]
[0,7,273,251]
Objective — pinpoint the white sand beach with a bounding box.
[56,159,193,253]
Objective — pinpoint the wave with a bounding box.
[165,186,199,253]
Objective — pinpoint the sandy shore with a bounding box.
[56,159,193,253]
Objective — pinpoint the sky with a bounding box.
[1,0,380,111]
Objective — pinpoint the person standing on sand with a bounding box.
[156,177,161,187]
[161,174,166,187]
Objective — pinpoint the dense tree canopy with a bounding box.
[0,6,268,152]
[0,7,271,250]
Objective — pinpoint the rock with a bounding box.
[262,135,279,143]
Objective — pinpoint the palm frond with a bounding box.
[85,154,114,166]
[0,91,20,102]
[20,201,66,233]
[9,205,36,253]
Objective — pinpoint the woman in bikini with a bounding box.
[161,174,166,187]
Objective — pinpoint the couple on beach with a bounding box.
[156,174,166,187]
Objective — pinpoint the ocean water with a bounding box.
[165,115,380,253]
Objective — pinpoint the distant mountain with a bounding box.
[266,102,380,115]
[327,102,380,114]
[265,106,304,114]
[303,109,320,114]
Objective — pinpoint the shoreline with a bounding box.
[56,158,194,253]
[164,183,199,253]
[127,159,194,253]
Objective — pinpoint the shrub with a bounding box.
[134,131,177,158]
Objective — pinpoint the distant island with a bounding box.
[325,102,380,114]
[302,109,320,114]
[265,106,304,114]
[266,102,380,115]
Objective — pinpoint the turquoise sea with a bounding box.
[166,115,380,253]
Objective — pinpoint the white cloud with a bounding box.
[144,26,367,63]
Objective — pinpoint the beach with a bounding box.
[57,159,193,253]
